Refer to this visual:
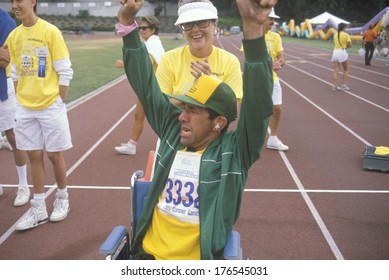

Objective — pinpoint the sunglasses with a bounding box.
[180,20,212,32]
[138,26,153,31]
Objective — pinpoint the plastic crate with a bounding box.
[362,146,389,172]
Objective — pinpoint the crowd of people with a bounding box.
[0,0,282,259]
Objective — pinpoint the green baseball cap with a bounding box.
[167,75,237,123]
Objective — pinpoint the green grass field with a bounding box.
[65,34,186,103]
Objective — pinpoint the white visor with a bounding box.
[268,8,280,19]
[175,2,218,26]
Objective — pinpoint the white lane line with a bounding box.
[285,52,389,92]
[66,104,136,176]
[3,184,388,193]
[0,104,137,246]
[244,189,389,193]
[66,75,127,111]
[281,78,374,146]
[279,151,344,260]
[285,45,389,78]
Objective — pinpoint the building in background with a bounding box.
[0,1,176,17]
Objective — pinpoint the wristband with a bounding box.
[115,22,138,37]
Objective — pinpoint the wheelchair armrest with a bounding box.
[99,225,129,259]
[223,230,242,260]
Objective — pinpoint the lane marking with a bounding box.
[283,64,389,113]
[285,45,389,78]
[286,50,389,85]
[2,184,388,193]
[66,75,127,111]
[279,151,344,260]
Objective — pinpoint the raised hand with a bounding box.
[118,0,144,25]
[236,0,278,39]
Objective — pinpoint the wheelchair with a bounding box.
[99,167,242,260]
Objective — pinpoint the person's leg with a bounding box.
[366,43,374,64]
[5,129,30,206]
[46,151,70,222]
[14,102,49,230]
[28,150,46,194]
[131,100,145,142]
[332,61,340,90]
[386,52,389,66]
[269,105,281,137]
[15,150,49,231]
[115,99,145,155]
[267,81,288,151]
[47,151,67,189]
[340,59,350,90]
[42,98,72,222]
[364,43,369,64]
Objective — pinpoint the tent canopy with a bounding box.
[310,12,350,25]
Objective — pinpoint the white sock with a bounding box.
[33,193,46,205]
[16,165,28,187]
[57,187,68,195]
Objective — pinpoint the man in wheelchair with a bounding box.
[114,0,276,259]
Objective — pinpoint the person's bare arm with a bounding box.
[236,0,278,40]
[118,0,144,26]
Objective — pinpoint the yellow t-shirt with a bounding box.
[149,54,158,72]
[333,31,351,50]
[265,31,283,81]
[156,45,243,99]
[240,31,283,81]
[7,18,70,110]
[143,149,204,260]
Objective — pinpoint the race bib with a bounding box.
[157,151,201,224]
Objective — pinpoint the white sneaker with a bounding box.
[340,84,350,91]
[50,192,70,222]
[331,86,340,92]
[15,200,49,230]
[0,184,3,196]
[1,136,13,151]
[114,141,136,155]
[267,136,289,151]
[14,186,31,206]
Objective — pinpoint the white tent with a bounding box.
[309,12,350,25]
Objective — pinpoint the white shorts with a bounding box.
[15,97,73,152]
[272,79,282,105]
[0,78,17,131]
[331,49,348,63]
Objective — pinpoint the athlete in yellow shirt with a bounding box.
[8,0,74,231]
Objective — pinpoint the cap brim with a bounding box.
[166,94,207,109]
[175,9,218,26]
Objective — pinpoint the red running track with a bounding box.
[0,35,388,260]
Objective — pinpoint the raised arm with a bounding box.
[236,0,278,39]
[118,0,144,25]
[235,0,277,168]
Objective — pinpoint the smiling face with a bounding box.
[10,0,37,26]
[181,19,216,58]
